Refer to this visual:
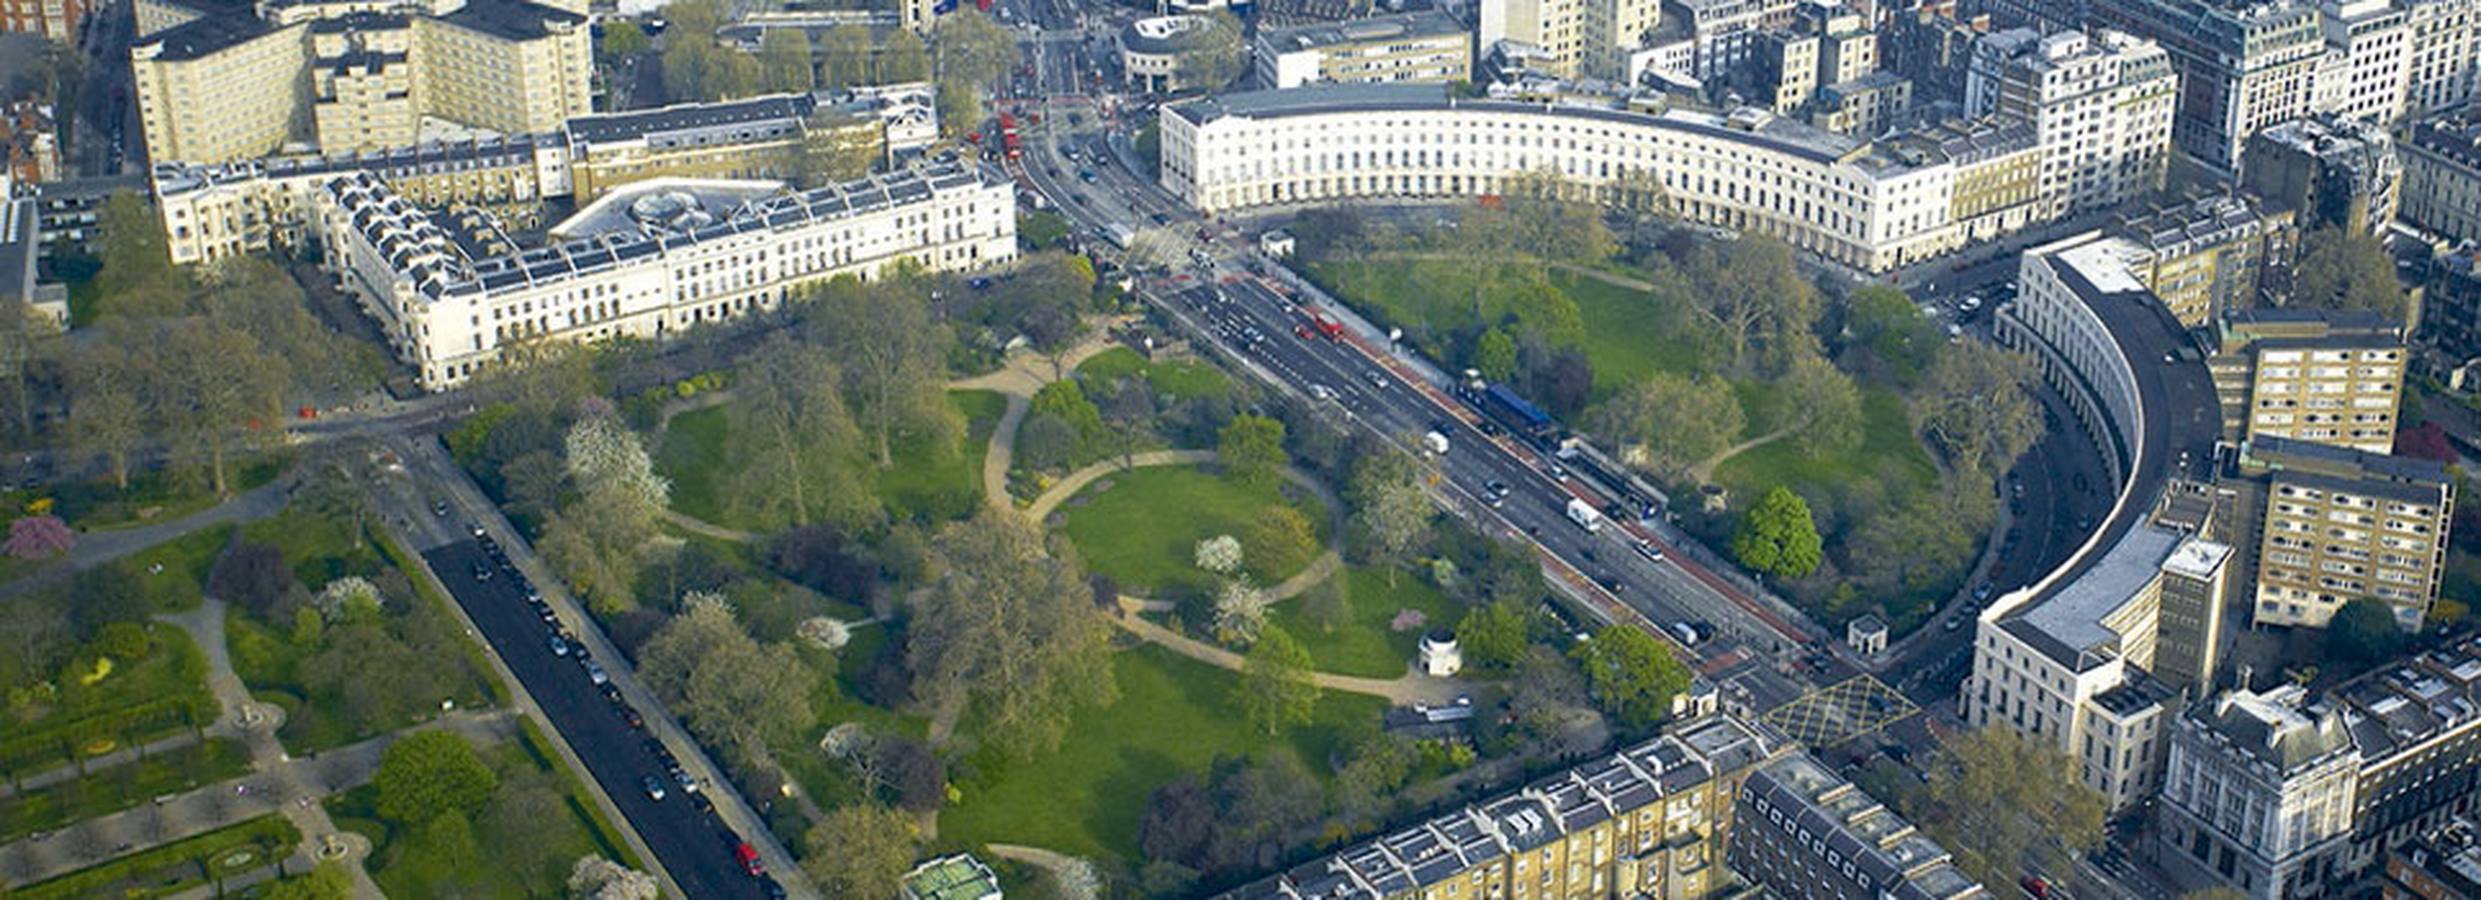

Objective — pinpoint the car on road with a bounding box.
[642,775,667,801]
[1078,169,1097,182]
[1975,582,1996,601]
[586,661,609,685]
[1669,622,1701,646]
[431,499,449,517]
[1594,572,1625,594]
[548,633,570,656]
[733,841,764,876]
[1482,480,1509,507]
[1632,539,1664,563]
[469,521,487,538]
[1151,212,1171,225]
[621,705,645,729]
[674,768,699,792]
[471,561,493,582]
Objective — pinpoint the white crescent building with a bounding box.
[1157,83,2057,274]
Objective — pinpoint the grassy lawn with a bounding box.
[1074,347,1232,401]
[4,456,288,533]
[327,724,627,897]
[8,813,299,900]
[122,523,238,614]
[660,390,1006,530]
[939,643,1383,861]
[1267,567,1457,679]
[1056,465,1328,593]
[1710,387,1936,507]
[0,738,252,843]
[0,625,219,782]
[1308,259,1720,399]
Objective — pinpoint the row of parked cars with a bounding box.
[467,521,782,897]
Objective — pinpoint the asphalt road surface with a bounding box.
[420,539,787,900]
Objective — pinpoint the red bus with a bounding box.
[998,112,1022,160]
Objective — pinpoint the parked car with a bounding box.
[641,775,667,801]
[547,634,569,657]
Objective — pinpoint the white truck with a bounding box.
[1565,497,1605,533]
[1422,430,1450,455]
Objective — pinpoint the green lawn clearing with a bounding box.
[1308,259,1721,398]
[938,643,1383,861]
[1709,387,1937,509]
[1267,567,1457,679]
[1056,465,1328,593]
[1074,346,1232,401]
[660,390,1006,531]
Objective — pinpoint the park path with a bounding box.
[1110,605,1465,705]
[0,477,294,603]
[1686,427,1793,484]
[980,395,1028,513]
[658,508,762,545]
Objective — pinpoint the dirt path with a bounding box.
[981,394,1028,513]
[658,508,763,545]
[1111,606,1466,705]
[1687,427,1794,483]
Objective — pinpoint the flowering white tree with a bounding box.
[564,412,670,510]
[680,588,735,618]
[1194,534,1244,576]
[313,576,383,619]
[1212,578,1270,646]
[566,855,659,900]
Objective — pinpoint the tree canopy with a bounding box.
[2288,227,2410,322]
[374,730,499,826]
[1237,625,1319,736]
[909,510,1118,755]
[1589,371,1745,478]
[1913,727,2105,890]
[1569,625,1690,730]
[1732,486,1823,579]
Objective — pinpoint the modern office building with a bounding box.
[152,89,936,265]
[1966,230,2231,811]
[130,0,592,165]
[1729,754,1989,900]
[2398,109,2481,245]
[1159,84,2076,275]
[2243,112,2401,237]
[1221,714,1787,900]
[1252,11,1474,90]
[310,161,1012,389]
[1966,27,2177,217]
[2156,684,2363,900]
[2110,194,2297,329]
[2236,435,2451,630]
[2090,0,2324,175]
[2209,308,2406,453]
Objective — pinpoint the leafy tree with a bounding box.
[544,410,667,609]
[1526,350,1595,419]
[1913,342,2043,474]
[160,320,288,495]
[932,8,1018,93]
[1454,600,1529,674]
[759,29,813,93]
[2396,421,2456,463]
[909,510,1117,755]
[1031,378,1104,449]
[196,258,374,403]
[935,79,981,141]
[1139,772,1217,868]
[803,802,918,898]
[766,525,878,604]
[803,276,957,466]
[1783,354,1863,458]
[1914,727,2105,891]
[882,28,930,82]
[374,730,498,826]
[1207,754,1321,875]
[1016,412,1080,472]
[726,334,872,530]
[2289,227,2410,321]
[1172,12,1244,90]
[1844,285,1940,384]
[1732,486,1823,579]
[1218,414,1288,487]
[818,24,873,87]
[637,599,815,764]
[1472,327,1518,384]
[211,541,296,619]
[299,620,450,736]
[4,515,72,560]
[1212,579,1271,646]
[597,21,649,61]
[2325,598,2410,666]
[1348,452,1431,584]
[62,340,145,491]
[1848,478,1990,599]
[567,856,659,900]
[1570,625,1690,730]
[1695,234,1820,372]
[1237,625,1319,736]
[1503,277,1585,348]
[1589,371,1745,478]
[871,735,947,813]
[1245,505,1319,579]
[90,191,184,320]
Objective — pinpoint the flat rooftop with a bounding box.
[1996,232,2224,670]
[1256,9,1467,51]
[566,92,815,146]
